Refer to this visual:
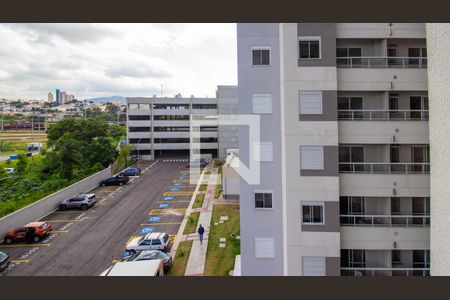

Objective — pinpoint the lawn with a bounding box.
[203,204,240,276]
[199,184,208,191]
[214,184,223,198]
[167,240,193,276]
[183,212,200,234]
[193,194,205,208]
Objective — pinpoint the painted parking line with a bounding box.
[126,236,141,244]
[163,191,193,197]
[11,259,31,263]
[51,230,69,234]
[157,200,190,203]
[51,210,96,214]
[46,219,84,223]
[172,179,190,183]
[95,202,110,205]
[112,259,121,263]
[148,208,186,216]
[0,243,51,248]
[140,222,182,226]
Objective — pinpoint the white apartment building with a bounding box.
[126,86,238,160]
[237,23,430,276]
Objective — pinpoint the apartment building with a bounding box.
[237,23,430,276]
[126,86,238,160]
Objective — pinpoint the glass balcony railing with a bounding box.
[341,268,430,276]
[338,110,429,121]
[339,162,430,174]
[340,214,430,227]
[337,56,427,68]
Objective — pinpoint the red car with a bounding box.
[3,222,52,244]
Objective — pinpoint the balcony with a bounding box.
[340,214,430,227]
[337,57,427,69]
[338,109,428,121]
[341,267,429,276]
[339,162,430,174]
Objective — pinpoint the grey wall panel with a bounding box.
[297,23,337,67]
[301,201,340,232]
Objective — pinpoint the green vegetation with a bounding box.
[183,212,200,235]
[167,240,193,276]
[0,118,125,217]
[214,184,223,198]
[199,184,208,191]
[193,194,205,209]
[204,205,240,276]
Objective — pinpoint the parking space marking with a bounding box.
[140,222,182,226]
[46,219,84,223]
[51,230,69,234]
[172,179,190,183]
[126,236,141,244]
[148,208,186,216]
[157,200,190,203]
[0,243,51,248]
[11,259,31,263]
[163,191,193,197]
[112,259,121,263]
[51,210,96,214]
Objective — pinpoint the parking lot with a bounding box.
[0,158,198,276]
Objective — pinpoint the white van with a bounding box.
[99,259,164,276]
[4,168,16,175]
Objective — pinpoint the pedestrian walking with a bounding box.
[25,227,36,244]
[198,224,205,244]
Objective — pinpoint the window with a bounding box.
[337,97,363,110]
[392,250,403,265]
[254,238,275,258]
[255,192,273,209]
[192,104,217,109]
[300,146,324,170]
[129,127,151,132]
[339,146,364,172]
[299,91,323,115]
[340,196,365,215]
[129,138,151,144]
[299,37,321,59]
[341,249,366,268]
[152,239,162,245]
[252,94,272,114]
[252,47,271,66]
[336,47,362,57]
[302,202,324,224]
[253,142,273,162]
[129,115,150,121]
[391,198,402,215]
[128,103,150,110]
[302,256,326,276]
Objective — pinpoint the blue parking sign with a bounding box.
[140,227,154,234]
[149,216,161,222]
[175,183,183,186]
[164,196,173,201]
[170,188,179,191]
[159,203,169,208]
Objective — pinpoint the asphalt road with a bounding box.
[0,158,197,276]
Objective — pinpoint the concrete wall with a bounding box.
[0,166,111,240]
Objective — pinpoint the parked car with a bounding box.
[4,222,52,244]
[187,161,207,168]
[120,167,141,177]
[3,168,16,175]
[122,250,172,272]
[99,175,129,186]
[59,193,96,211]
[126,232,170,252]
[0,251,11,272]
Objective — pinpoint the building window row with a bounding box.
[129,127,151,132]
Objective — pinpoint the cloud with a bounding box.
[105,63,172,79]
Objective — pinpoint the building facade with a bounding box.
[48,92,54,102]
[126,86,238,160]
[238,23,429,276]
[55,89,61,105]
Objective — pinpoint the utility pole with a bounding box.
[161,85,163,97]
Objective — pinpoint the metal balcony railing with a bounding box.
[338,110,429,121]
[341,267,430,276]
[337,56,427,68]
[339,162,430,174]
[340,214,430,227]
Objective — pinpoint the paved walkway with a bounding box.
[184,168,217,276]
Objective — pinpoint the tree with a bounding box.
[119,144,133,168]
[16,154,28,175]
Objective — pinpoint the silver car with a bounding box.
[59,193,96,211]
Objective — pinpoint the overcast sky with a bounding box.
[0,23,237,100]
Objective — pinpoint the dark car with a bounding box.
[120,167,141,177]
[187,160,207,168]
[122,250,172,272]
[0,251,11,272]
[99,175,129,186]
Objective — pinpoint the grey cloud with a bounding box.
[6,24,122,44]
[105,64,172,79]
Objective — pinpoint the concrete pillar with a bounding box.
[427,23,450,275]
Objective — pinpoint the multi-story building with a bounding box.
[126,86,238,160]
[237,23,429,276]
[55,89,61,105]
[48,92,54,102]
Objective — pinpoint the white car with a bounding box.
[126,232,170,252]
[4,168,16,175]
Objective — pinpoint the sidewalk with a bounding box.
[184,168,217,276]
